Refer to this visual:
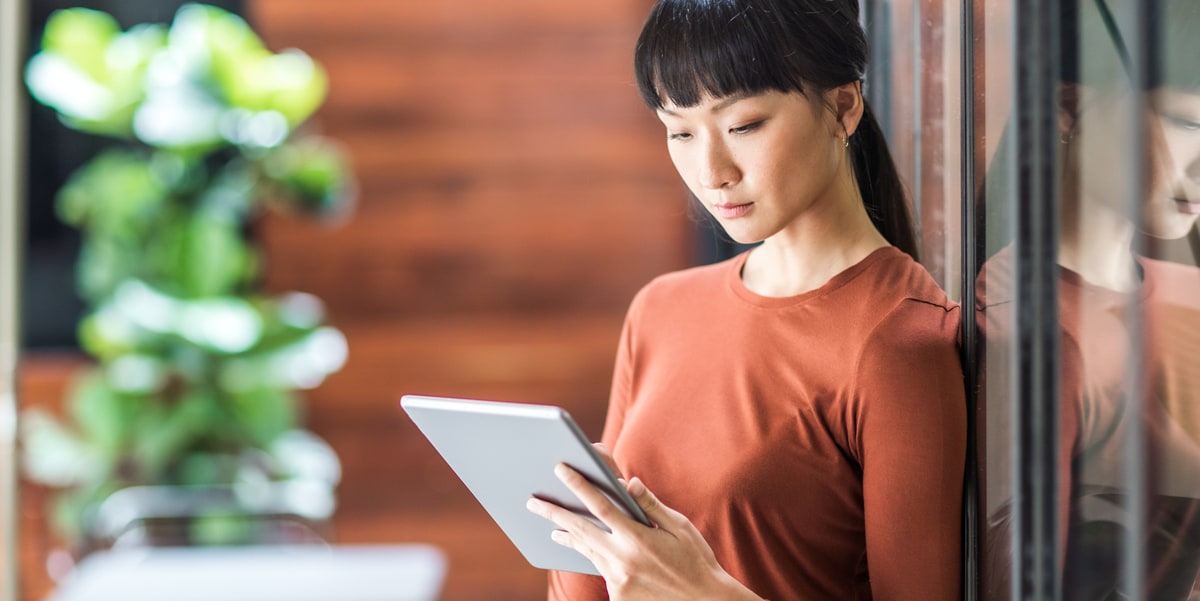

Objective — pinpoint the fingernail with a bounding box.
[628,476,645,495]
[554,463,569,478]
[526,498,539,512]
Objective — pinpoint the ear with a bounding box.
[1058,82,1083,138]
[829,81,865,139]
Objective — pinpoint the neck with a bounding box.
[741,182,889,297]
[1058,194,1138,292]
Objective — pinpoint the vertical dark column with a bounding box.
[958,0,978,597]
[1010,0,1061,599]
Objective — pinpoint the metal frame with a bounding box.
[1010,0,1062,599]
[958,0,978,597]
[0,0,27,598]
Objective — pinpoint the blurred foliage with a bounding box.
[21,4,353,549]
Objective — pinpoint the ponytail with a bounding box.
[850,99,919,262]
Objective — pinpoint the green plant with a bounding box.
[20,4,352,549]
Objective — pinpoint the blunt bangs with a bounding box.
[634,0,810,110]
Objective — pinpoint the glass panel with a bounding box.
[1061,0,1200,597]
[976,0,1200,598]
[972,0,1019,596]
[871,0,963,296]
[976,0,1074,596]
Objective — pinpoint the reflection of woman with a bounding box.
[524,1,967,600]
[976,0,1200,598]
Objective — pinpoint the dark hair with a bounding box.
[633,0,919,261]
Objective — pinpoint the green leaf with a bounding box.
[75,236,131,303]
[228,387,296,448]
[174,3,266,65]
[41,8,120,83]
[67,371,136,454]
[58,150,168,300]
[164,211,249,297]
[133,389,212,480]
[57,149,164,234]
[27,11,166,136]
[225,51,328,126]
[263,138,353,215]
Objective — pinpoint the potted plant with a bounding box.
[19,3,353,557]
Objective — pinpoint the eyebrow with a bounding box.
[657,92,753,117]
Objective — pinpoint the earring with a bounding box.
[842,135,849,148]
[1060,132,1073,145]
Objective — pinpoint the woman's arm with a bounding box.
[855,302,967,601]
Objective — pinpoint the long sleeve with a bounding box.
[854,300,966,601]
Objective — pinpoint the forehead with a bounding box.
[656,90,808,117]
[1155,88,1200,108]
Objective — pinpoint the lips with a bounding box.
[713,202,753,219]
[1173,198,1200,215]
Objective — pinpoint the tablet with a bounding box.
[399,394,651,575]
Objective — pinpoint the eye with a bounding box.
[1161,113,1200,131]
[667,131,693,141]
[729,121,763,135]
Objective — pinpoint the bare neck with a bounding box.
[1058,190,1139,293]
[741,189,890,298]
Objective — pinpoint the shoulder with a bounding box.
[1143,257,1200,308]
[853,250,961,372]
[857,298,961,368]
[859,248,960,330]
[862,247,956,307]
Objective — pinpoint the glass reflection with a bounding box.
[978,0,1200,598]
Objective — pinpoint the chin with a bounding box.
[718,227,770,246]
[1142,212,1200,240]
[729,233,767,245]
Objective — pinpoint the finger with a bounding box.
[555,463,638,535]
[591,442,624,479]
[627,476,686,533]
[526,496,607,538]
[526,498,607,571]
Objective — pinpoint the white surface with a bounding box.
[49,544,447,601]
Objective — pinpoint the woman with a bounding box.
[526,1,967,599]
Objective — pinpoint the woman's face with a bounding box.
[1073,86,1200,239]
[655,90,848,245]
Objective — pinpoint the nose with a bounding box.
[698,139,741,190]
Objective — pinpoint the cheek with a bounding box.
[666,145,692,181]
[667,146,708,200]
[1157,130,1200,185]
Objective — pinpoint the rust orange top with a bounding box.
[549,246,966,601]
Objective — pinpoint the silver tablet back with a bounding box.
[400,395,647,576]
